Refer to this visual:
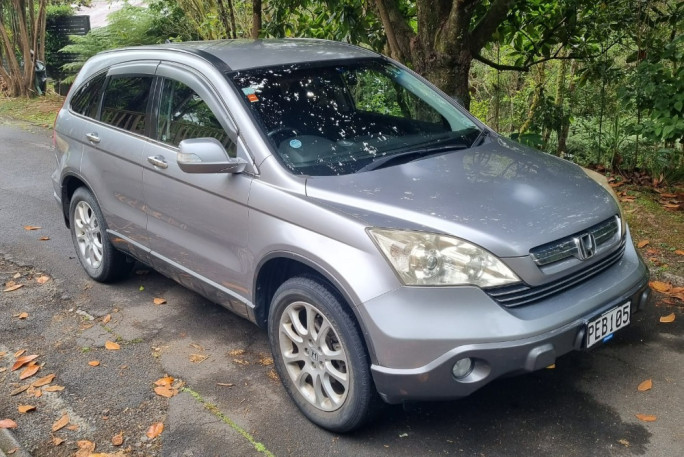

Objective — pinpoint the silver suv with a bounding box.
[52,39,650,432]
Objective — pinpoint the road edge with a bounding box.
[0,428,31,457]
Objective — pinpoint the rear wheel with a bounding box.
[268,276,375,432]
[69,187,132,282]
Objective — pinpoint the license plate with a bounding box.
[586,302,631,348]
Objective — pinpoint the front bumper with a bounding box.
[362,238,649,404]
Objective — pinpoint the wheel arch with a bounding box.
[60,174,90,228]
[253,252,378,363]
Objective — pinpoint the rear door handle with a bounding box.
[85,132,100,143]
[147,155,168,169]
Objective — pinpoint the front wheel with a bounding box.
[69,187,132,282]
[268,277,375,432]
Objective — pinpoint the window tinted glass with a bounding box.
[70,72,106,118]
[156,78,235,156]
[100,75,153,134]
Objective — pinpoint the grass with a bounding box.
[0,91,64,127]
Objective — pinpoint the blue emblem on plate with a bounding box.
[289,139,302,149]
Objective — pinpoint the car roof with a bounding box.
[127,39,381,71]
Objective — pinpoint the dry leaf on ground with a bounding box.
[154,385,178,398]
[10,385,30,396]
[39,236,50,241]
[675,250,684,256]
[23,225,41,231]
[635,414,657,422]
[189,354,208,363]
[17,405,36,414]
[146,422,164,439]
[11,354,38,371]
[75,440,95,457]
[153,297,166,305]
[3,284,23,292]
[0,419,18,429]
[111,431,124,446]
[650,281,671,293]
[32,373,55,387]
[659,313,676,323]
[154,376,174,387]
[17,312,28,319]
[105,341,120,350]
[52,436,64,446]
[19,363,40,380]
[51,413,70,432]
[637,379,653,391]
[14,349,26,358]
[88,360,100,367]
[102,314,111,324]
[637,240,650,248]
[44,385,65,392]
[36,275,50,284]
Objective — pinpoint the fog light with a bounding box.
[452,358,473,379]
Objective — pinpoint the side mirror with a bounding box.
[177,137,247,174]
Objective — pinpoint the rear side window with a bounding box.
[100,75,154,135]
[70,72,106,118]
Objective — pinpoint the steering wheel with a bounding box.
[267,126,299,140]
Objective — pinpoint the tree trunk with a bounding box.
[252,0,262,40]
[216,0,233,39]
[227,0,237,39]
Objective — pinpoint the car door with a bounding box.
[78,62,159,261]
[142,62,253,317]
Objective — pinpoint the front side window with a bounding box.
[100,75,153,135]
[70,72,106,119]
[156,78,235,156]
[230,59,479,176]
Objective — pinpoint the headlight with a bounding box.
[582,167,626,237]
[367,229,520,287]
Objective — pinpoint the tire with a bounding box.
[268,276,376,432]
[69,187,132,283]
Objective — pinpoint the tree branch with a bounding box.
[374,0,415,63]
[473,52,529,71]
[470,0,516,53]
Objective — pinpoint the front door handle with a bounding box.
[85,132,100,143]
[147,155,168,169]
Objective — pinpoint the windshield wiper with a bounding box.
[356,143,467,173]
[470,127,490,147]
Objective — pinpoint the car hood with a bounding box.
[305,137,619,258]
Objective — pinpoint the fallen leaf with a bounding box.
[618,439,630,447]
[0,351,5,358]
[75,440,95,457]
[102,314,111,324]
[637,379,653,391]
[12,354,38,371]
[139,285,144,291]
[52,436,64,445]
[36,275,50,284]
[258,354,273,366]
[649,281,672,293]
[14,349,25,358]
[17,405,36,414]
[154,376,174,387]
[66,424,79,431]
[44,385,65,392]
[233,358,249,365]
[39,236,50,241]
[675,250,684,256]
[105,341,120,350]
[23,225,41,231]
[189,343,204,351]
[217,382,234,387]
[111,431,124,446]
[6,448,17,455]
[10,385,30,396]
[3,284,23,292]
[17,312,28,319]
[228,349,246,356]
[146,422,164,439]
[0,419,18,429]
[154,385,178,398]
[635,414,657,422]
[153,297,166,305]
[51,413,70,432]
[637,240,650,248]
[19,363,40,380]
[89,360,100,367]
[189,354,208,363]
[34,389,42,398]
[32,373,56,387]
[659,313,676,323]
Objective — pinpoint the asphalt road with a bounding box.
[1,119,682,457]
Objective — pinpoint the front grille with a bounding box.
[530,216,620,266]
[486,240,626,308]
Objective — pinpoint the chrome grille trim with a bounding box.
[530,216,620,266]
[486,240,626,308]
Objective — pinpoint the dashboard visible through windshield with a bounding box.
[230,59,480,176]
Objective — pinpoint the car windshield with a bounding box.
[230,59,480,176]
